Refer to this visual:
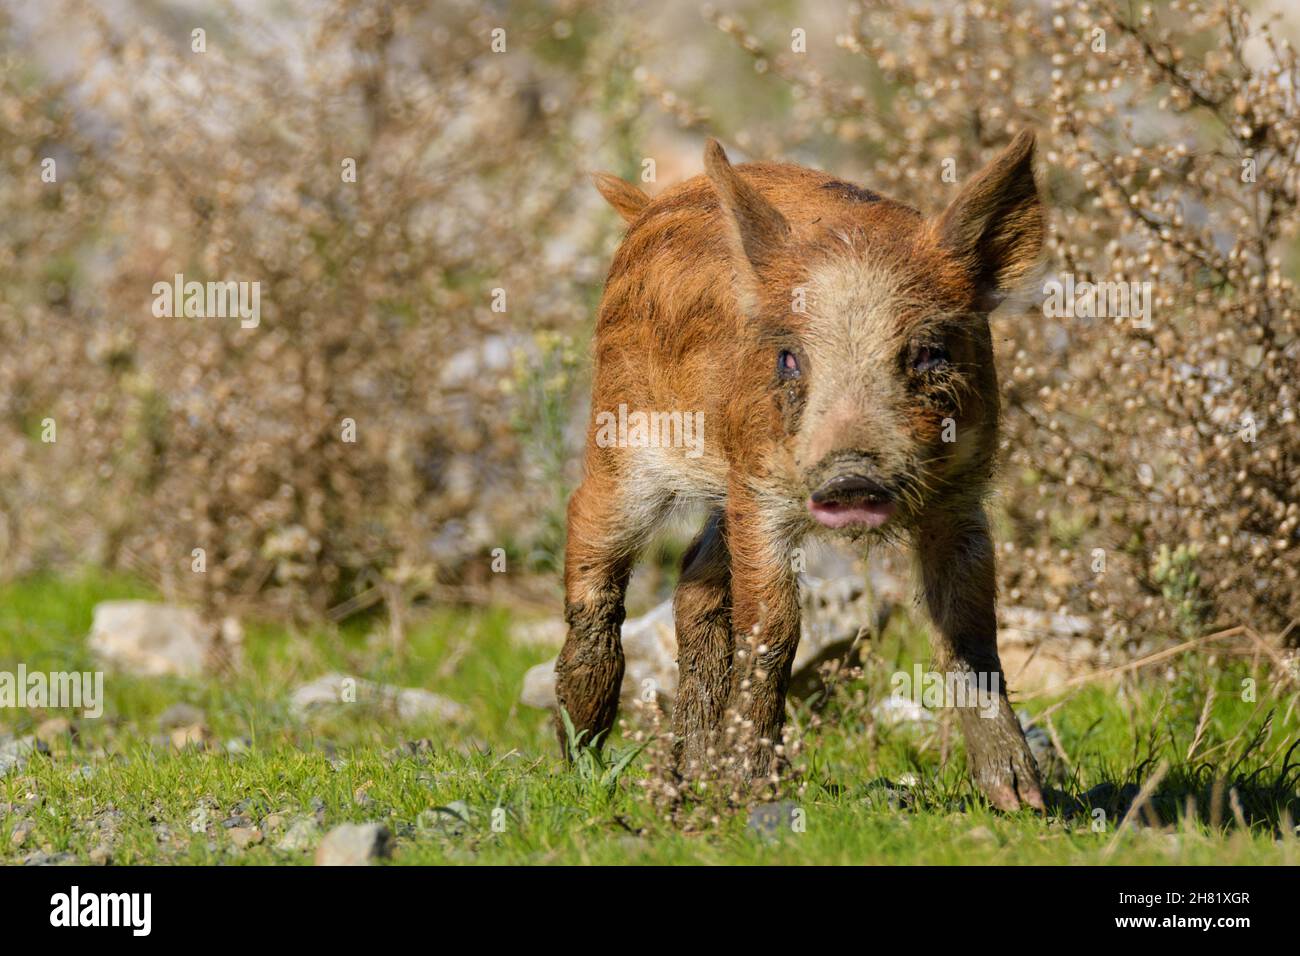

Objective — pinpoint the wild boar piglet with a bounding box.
[557,132,1046,811]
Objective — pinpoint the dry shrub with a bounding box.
[675,0,1298,651]
[1,0,1296,652]
[0,0,619,614]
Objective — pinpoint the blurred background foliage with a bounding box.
[0,0,1296,661]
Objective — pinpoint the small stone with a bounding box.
[615,835,649,856]
[275,817,321,853]
[22,850,76,866]
[88,844,112,865]
[0,735,47,776]
[965,825,997,844]
[10,819,35,848]
[228,826,263,850]
[386,739,434,762]
[35,718,77,747]
[442,800,471,824]
[289,674,465,723]
[313,823,392,866]
[871,697,937,729]
[158,702,206,730]
[863,777,914,811]
[189,802,217,834]
[420,801,471,837]
[747,801,800,840]
[170,724,210,750]
[1018,713,1065,783]
[88,601,241,677]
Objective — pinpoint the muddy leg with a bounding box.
[554,467,666,756]
[916,508,1043,811]
[671,508,733,773]
[723,487,802,784]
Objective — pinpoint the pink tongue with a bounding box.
[808,499,896,529]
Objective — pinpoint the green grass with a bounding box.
[1,570,1296,865]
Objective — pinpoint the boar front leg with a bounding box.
[555,467,665,757]
[671,508,733,774]
[724,487,801,784]
[915,508,1044,811]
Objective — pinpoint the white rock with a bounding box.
[870,696,937,728]
[314,823,392,866]
[520,660,559,711]
[999,606,1092,645]
[275,817,321,853]
[620,599,679,703]
[88,601,242,677]
[289,673,466,723]
[997,606,1098,691]
[0,735,41,776]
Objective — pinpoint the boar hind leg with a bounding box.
[916,509,1044,812]
[672,508,733,774]
[555,469,666,757]
[724,488,802,783]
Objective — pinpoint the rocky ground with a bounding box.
[1,571,1297,865]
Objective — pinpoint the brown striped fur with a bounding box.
[556,132,1046,810]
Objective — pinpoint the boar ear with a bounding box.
[591,171,649,224]
[704,139,790,311]
[934,129,1044,307]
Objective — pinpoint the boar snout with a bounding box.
[807,470,897,530]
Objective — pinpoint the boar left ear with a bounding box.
[704,139,790,312]
[933,129,1044,307]
[591,171,649,224]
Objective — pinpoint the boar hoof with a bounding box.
[962,710,1045,812]
[970,749,1045,812]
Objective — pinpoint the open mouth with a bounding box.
[807,474,897,529]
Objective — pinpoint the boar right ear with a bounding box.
[934,129,1044,308]
[704,139,790,312]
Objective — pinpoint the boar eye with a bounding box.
[911,344,950,374]
[777,350,801,380]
